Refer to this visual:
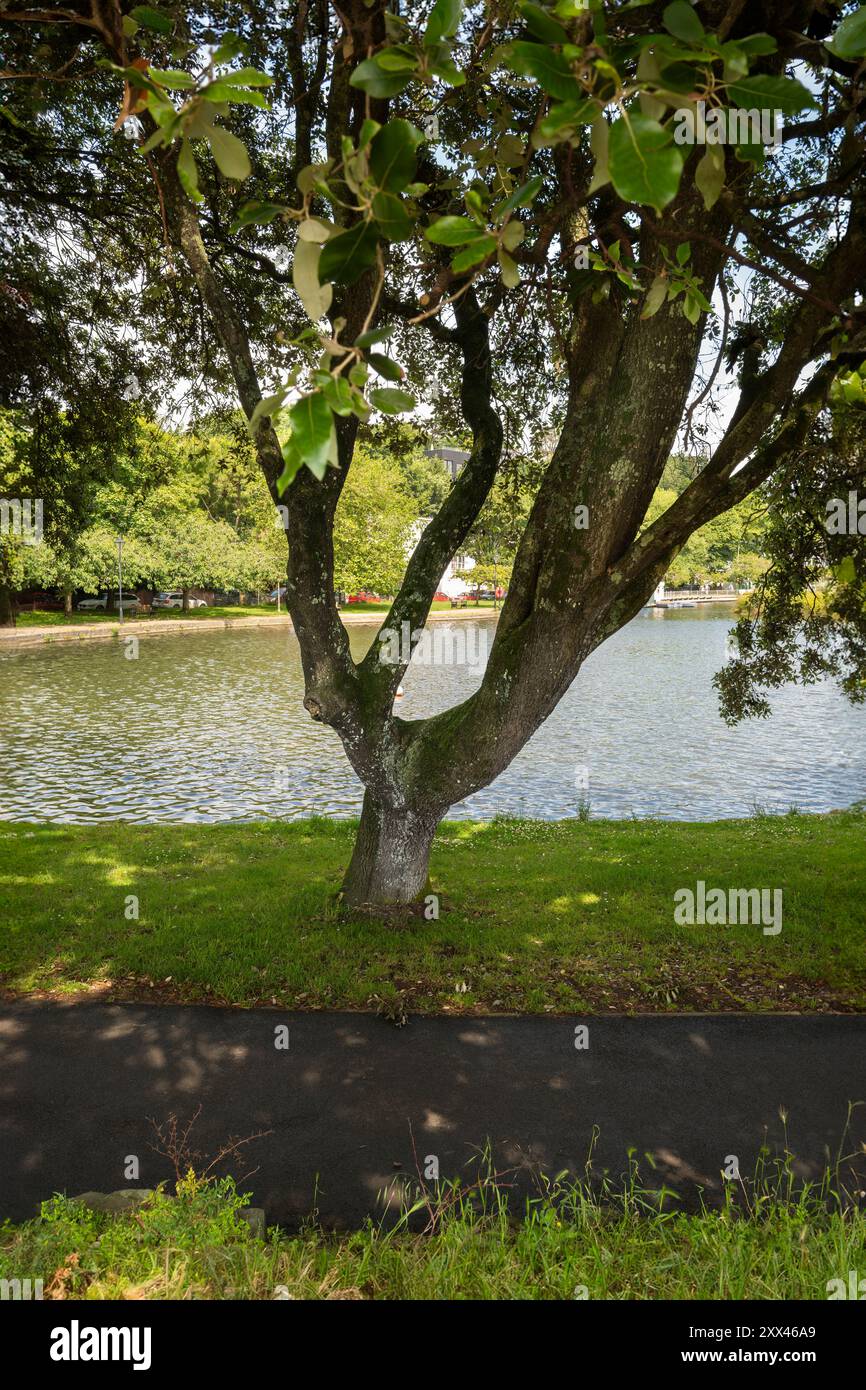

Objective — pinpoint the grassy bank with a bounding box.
[13,605,277,626]
[11,599,499,628]
[1,811,864,1012]
[2,1163,862,1300]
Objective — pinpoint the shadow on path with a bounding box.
[1,1003,864,1228]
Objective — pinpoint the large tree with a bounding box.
[2,0,865,905]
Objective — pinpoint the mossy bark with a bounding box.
[341,790,438,907]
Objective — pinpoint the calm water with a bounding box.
[0,605,864,822]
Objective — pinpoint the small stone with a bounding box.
[73,1190,154,1215]
[238,1206,266,1238]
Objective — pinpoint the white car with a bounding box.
[152,591,207,610]
[77,593,142,613]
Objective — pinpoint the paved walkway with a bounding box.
[2,1003,864,1227]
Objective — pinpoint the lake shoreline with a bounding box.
[0,605,495,650]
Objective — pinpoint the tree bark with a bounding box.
[341,790,438,907]
[63,588,72,616]
[0,582,16,628]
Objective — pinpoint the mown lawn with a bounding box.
[13,606,277,626]
[1,811,864,1013]
[11,601,498,627]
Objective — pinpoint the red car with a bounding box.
[347,590,383,604]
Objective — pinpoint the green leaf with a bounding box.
[358,118,381,148]
[277,437,304,493]
[608,110,684,212]
[519,2,570,44]
[503,41,581,101]
[374,46,419,72]
[725,73,818,116]
[369,387,416,414]
[288,391,334,478]
[368,353,404,381]
[588,114,610,193]
[212,34,246,65]
[828,6,866,59]
[682,292,701,324]
[207,124,252,180]
[317,220,380,284]
[298,217,333,243]
[319,375,358,417]
[641,273,668,319]
[425,214,488,245]
[292,240,333,321]
[498,248,520,288]
[502,219,524,251]
[230,199,288,232]
[424,0,463,46]
[149,68,196,89]
[370,119,423,192]
[495,174,543,217]
[349,57,413,99]
[428,50,465,85]
[451,235,497,270]
[662,1,704,44]
[735,33,777,55]
[212,66,273,87]
[694,145,725,210]
[201,83,270,108]
[534,97,598,144]
[371,191,413,241]
[176,138,202,203]
[355,324,395,348]
[130,5,173,35]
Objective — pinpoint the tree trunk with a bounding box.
[63,588,72,616]
[182,587,190,612]
[0,582,16,628]
[341,790,438,907]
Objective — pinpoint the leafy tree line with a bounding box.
[1,0,864,906]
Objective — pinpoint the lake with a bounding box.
[0,604,863,822]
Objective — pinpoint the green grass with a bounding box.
[337,599,499,612]
[1,811,864,1012]
[13,606,278,626]
[2,1148,863,1300]
[11,602,497,628]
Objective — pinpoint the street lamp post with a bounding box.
[116,535,124,622]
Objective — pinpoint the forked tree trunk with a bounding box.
[342,790,439,907]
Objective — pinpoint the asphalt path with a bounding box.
[2,1002,864,1227]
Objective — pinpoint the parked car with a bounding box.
[210,590,241,606]
[347,590,383,604]
[77,592,143,614]
[152,591,207,610]
[267,587,288,603]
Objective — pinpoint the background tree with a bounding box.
[332,444,417,596]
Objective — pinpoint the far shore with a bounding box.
[0,603,503,650]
